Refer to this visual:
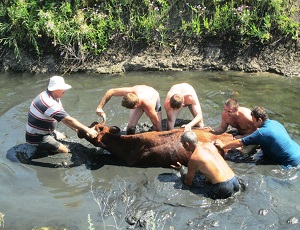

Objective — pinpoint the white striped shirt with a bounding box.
[26,90,69,144]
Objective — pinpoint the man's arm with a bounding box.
[96,87,132,116]
[170,161,196,186]
[212,112,229,134]
[234,133,251,139]
[62,116,98,138]
[184,158,198,186]
[164,106,176,130]
[143,106,162,131]
[186,104,204,129]
[214,139,244,150]
[181,94,204,129]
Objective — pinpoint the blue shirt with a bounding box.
[242,119,300,167]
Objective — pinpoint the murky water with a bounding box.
[1,71,300,229]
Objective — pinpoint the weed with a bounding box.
[89,179,174,229]
[0,0,298,61]
[0,212,4,229]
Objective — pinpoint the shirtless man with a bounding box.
[96,85,162,134]
[212,98,256,139]
[171,131,240,200]
[164,83,204,131]
[215,106,300,168]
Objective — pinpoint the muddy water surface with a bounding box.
[1,71,300,229]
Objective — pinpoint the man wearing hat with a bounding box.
[26,76,98,155]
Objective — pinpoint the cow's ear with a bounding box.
[89,121,99,128]
[109,126,121,134]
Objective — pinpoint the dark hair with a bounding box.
[121,93,139,109]
[225,98,239,110]
[170,94,183,109]
[251,106,269,121]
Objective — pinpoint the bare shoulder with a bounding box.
[239,106,252,113]
[192,143,217,159]
[132,85,146,91]
[169,83,195,94]
[239,107,252,117]
[202,142,218,152]
[110,87,133,95]
[182,83,196,92]
[138,85,157,93]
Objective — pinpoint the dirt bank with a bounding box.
[1,38,299,77]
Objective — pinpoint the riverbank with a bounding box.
[1,1,299,77]
[1,37,299,77]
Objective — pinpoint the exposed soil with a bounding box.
[1,1,300,77]
[1,36,299,77]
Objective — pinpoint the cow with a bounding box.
[78,122,233,168]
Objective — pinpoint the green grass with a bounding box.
[0,0,298,63]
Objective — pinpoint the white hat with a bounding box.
[48,76,72,91]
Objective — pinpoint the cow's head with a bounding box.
[78,122,121,148]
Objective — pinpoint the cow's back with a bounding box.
[78,123,233,168]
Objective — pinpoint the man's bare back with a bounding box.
[96,85,162,134]
[186,142,235,185]
[164,83,204,130]
[171,131,240,199]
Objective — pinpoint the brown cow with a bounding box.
[78,122,233,168]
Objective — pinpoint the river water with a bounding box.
[0,71,300,229]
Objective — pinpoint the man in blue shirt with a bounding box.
[215,106,300,168]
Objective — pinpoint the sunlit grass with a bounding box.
[0,0,298,64]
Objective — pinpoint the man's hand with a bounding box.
[181,124,192,132]
[170,161,182,170]
[87,128,98,138]
[205,126,214,132]
[171,162,187,182]
[214,139,224,149]
[96,108,107,122]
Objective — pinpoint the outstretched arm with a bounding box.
[96,87,133,117]
[62,116,98,138]
[212,112,229,134]
[214,139,243,150]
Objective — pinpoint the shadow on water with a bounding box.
[157,170,247,199]
[5,118,189,170]
[6,140,128,170]
[157,172,211,198]
[6,118,265,170]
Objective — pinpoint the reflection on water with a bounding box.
[0,71,300,229]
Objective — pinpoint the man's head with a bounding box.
[251,106,269,122]
[170,94,184,109]
[48,76,72,91]
[224,98,239,115]
[181,131,198,151]
[122,93,139,109]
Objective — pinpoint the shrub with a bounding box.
[0,0,298,62]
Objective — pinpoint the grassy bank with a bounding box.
[0,0,299,64]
